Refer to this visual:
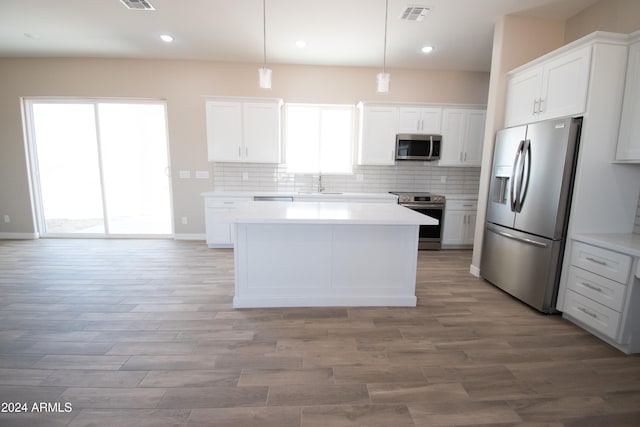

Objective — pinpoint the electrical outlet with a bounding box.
[242,172,249,181]
[440,176,447,183]
[3,214,9,223]
[181,217,188,225]
[179,170,191,179]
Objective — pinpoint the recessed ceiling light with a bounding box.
[24,33,41,39]
[160,34,174,43]
[421,45,434,54]
[295,40,307,48]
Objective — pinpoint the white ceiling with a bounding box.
[0,0,599,72]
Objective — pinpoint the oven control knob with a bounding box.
[399,195,411,203]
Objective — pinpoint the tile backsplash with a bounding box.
[211,163,481,196]
[210,162,640,235]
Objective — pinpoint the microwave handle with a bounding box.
[429,135,433,158]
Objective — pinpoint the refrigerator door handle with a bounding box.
[494,229,549,248]
[510,140,525,212]
[518,140,532,212]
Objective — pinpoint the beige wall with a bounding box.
[470,15,566,274]
[0,58,489,236]
[565,0,640,42]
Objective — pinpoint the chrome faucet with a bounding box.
[317,173,325,193]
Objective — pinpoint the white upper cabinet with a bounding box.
[439,108,486,167]
[206,98,282,163]
[242,102,281,163]
[398,107,442,134]
[206,101,243,162]
[357,104,398,165]
[505,46,592,127]
[616,38,640,162]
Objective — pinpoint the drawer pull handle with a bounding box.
[585,256,607,266]
[581,282,603,293]
[578,306,598,319]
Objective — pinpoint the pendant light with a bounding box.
[259,0,272,89]
[376,0,390,93]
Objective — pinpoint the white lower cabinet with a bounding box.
[204,196,251,248]
[442,199,477,248]
[559,238,640,353]
[203,193,398,248]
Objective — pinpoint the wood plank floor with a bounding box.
[1,239,639,426]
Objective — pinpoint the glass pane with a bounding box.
[320,108,353,174]
[285,106,320,173]
[97,103,172,234]
[32,103,105,234]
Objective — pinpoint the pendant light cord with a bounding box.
[263,0,267,66]
[383,0,388,72]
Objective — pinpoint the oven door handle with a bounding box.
[400,204,444,209]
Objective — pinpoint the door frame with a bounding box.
[22,97,175,238]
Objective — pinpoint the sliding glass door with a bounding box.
[27,100,173,237]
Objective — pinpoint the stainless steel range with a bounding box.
[390,192,445,250]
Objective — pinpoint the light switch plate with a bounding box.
[195,170,209,179]
[179,170,191,179]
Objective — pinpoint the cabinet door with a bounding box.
[398,107,441,133]
[358,106,398,165]
[206,102,243,162]
[442,210,466,246]
[205,206,234,246]
[463,110,486,166]
[440,109,466,165]
[504,68,543,127]
[397,107,422,133]
[420,108,442,133]
[616,41,640,161]
[462,212,477,245]
[539,46,591,121]
[243,102,281,163]
[440,109,485,166]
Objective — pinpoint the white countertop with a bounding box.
[572,233,640,257]
[201,191,398,200]
[227,201,438,225]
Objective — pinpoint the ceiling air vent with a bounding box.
[120,0,155,10]
[400,5,431,22]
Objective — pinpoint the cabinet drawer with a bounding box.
[205,198,249,208]
[446,200,477,211]
[564,290,621,339]
[566,266,627,311]
[571,241,632,283]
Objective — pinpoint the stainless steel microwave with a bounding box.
[395,134,442,161]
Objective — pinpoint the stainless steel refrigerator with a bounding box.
[481,117,582,313]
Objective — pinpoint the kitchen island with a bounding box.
[228,201,438,308]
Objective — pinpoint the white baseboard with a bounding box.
[173,233,206,241]
[0,232,39,240]
[469,264,481,277]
